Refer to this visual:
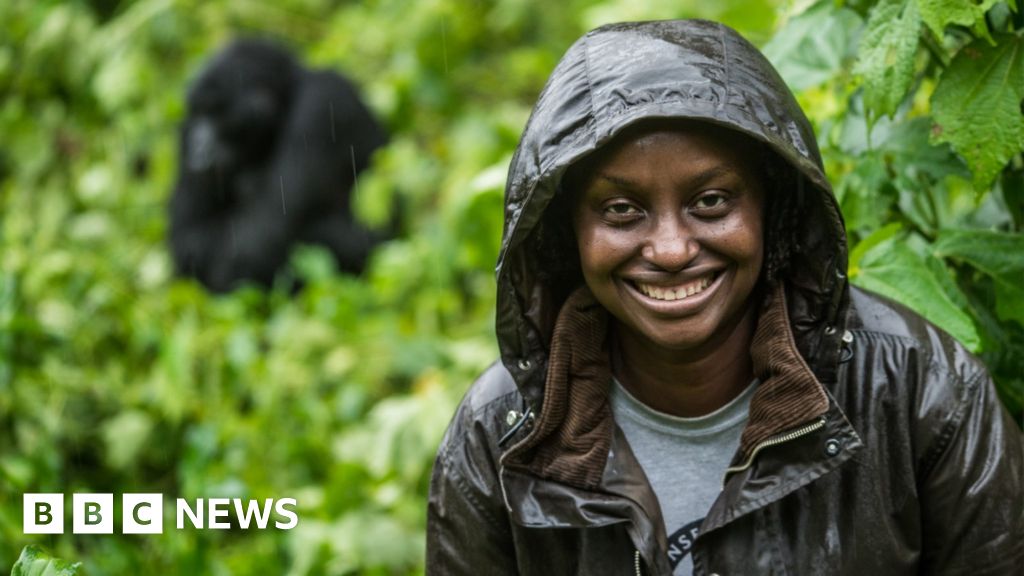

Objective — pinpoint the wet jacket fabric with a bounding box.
[426,19,1024,575]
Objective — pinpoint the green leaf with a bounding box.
[854,238,981,350]
[849,222,903,276]
[854,0,922,122]
[934,228,1024,325]
[763,1,864,91]
[11,546,83,576]
[915,0,999,43]
[931,34,1024,189]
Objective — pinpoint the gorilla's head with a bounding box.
[184,39,300,174]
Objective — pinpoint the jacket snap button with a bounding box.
[517,358,531,370]
[825,438,842,456]
[505,410,521,426]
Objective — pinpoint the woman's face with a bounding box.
[571,123,765,357]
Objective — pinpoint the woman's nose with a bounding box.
[641,216,698,271]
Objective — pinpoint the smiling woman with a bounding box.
[426,19,1023,576]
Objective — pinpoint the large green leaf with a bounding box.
[10,546,82,576]
[762,1,864,91]
[934,229,1024,326]
[915,0,999,43]
[853,238,981,350]
[854,0,921,122]
[931,34,1024,189]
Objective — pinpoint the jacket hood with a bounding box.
[496,19,849,409]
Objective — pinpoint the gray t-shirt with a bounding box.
[610,378,756,576]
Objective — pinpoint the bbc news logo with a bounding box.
[24,494,298,534]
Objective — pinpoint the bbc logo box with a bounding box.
[23,494,63,534]
[24,493,163,535]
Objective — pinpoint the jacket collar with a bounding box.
[501,281,831,488]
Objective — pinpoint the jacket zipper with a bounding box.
[631,419,827,572]
[722,416,827,486]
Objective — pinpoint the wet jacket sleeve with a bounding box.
[918,367,1024,575]
[426,399,517,575]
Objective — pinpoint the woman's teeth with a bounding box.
[636,276,712,301]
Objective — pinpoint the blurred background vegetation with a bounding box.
[1,0,1021,573]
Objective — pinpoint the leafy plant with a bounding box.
[768,0,1024,419]
[10,546,81,576]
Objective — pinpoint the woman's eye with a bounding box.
[693,193,728,211]
[603,202,640,218]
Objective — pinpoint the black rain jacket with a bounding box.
[427,19,1024,575]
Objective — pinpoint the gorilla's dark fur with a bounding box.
[169,39,388,293]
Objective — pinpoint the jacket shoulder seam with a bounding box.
[846,328,983,378]
[918,369,986,479]
[464,387,522,422]
[847,329,988,477]
[846,328,923,346]
[437,440,508,532]
[436,387,521,531]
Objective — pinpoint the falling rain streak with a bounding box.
[350,145,359,194]
[280,176,287,214]
[330,102,336,143]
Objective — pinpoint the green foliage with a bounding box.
[854,230,981,349]
[10,547,81,576]
[916,0,1001,41]
[933,229,1024,325]
[1,0,1021,574]
[855,0,921,122]
[763,2,863,91]
[770,0,1024,418]
[931,34,1024,188]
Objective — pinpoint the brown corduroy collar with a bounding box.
[501,283,830,491]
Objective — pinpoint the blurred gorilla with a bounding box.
[170,38,389,293]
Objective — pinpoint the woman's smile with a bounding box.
[630,270,712,301]
[629,269,718,304]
